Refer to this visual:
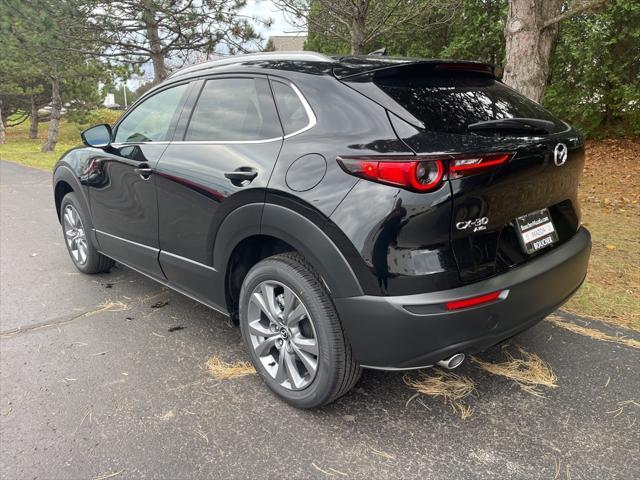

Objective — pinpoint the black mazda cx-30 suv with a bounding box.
[53,52,591,408]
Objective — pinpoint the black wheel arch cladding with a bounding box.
[53,165,88,223]
[214,202,364,300]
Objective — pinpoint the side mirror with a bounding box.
[81,124,112,148]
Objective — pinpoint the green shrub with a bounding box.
[82,108,124,127]
[66,108,123,127]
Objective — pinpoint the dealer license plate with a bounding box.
[515,208,559,254]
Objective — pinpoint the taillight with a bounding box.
[337,152,511,191]
[337,156,444,192]
[449,153,511,179]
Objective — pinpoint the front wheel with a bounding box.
[239,253,361,408]
[60,192,114,274]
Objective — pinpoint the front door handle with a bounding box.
[224,168,257,185]
[134,166,154,180]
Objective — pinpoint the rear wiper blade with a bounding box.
[467,118,555,134]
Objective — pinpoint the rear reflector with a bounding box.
[446,290,506,310]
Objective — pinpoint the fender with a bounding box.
[52,147,99,218]
[53,150,102,248]
[213,203,363,299]
[52,164,90,218]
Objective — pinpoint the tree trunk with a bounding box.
[42,77,62,152]
[29,96,39,139]
[150,52,168,84]
[143,3,167,84]
[349,0,368,55]
[502,0,562,103]
[350,15,366,55]
[0,101,5,145]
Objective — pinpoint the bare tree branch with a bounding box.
[274,0,462,54]
[543,0,608,29]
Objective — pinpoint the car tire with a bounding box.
[239,252,361,408]
[60,192,114,274]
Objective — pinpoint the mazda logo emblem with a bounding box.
[554,143,568,166]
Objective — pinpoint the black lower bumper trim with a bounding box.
[334,228,591,369]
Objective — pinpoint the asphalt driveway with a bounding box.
[1,160,638,479]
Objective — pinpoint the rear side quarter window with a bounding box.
[271,81,314,136]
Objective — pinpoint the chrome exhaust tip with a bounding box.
[436,353,465,370]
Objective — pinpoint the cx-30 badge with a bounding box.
[456,216,489,232]
[554,143,568,166]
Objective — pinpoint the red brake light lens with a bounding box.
[337,152,511,191]
[449,153,511,179]
[337,157,444,192]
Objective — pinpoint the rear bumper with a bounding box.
[334,227,591,369]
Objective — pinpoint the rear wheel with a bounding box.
[60,192,114,274]
[239,252,361,408]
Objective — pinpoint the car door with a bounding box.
[154,75,283,309]
[87,82,191,278]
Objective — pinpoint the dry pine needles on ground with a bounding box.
[472,346,557,397]
[547,315,640,350]
[206,356,256,380]
[403,368,476,419]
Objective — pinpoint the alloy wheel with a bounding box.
[247,280,319,390]
[63,204,88,265]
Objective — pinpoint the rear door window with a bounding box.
[271,81,312,135]
[374,71,565,134]
[185,77,281,141]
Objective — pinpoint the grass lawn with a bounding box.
[0,119,82,169]
[1,121,638,331]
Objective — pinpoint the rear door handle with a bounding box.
[134,167,154,180]
[224,168,257,184]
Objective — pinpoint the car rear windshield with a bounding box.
[374,71,565,134]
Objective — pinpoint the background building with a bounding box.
[265,35,307,51]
